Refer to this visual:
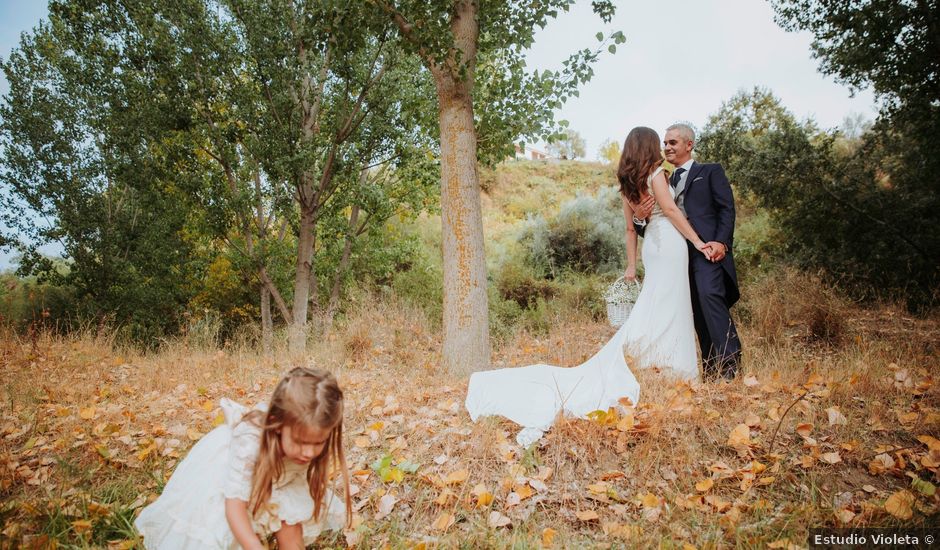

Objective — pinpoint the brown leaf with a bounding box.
[820,452,842,464]
[576,509,599,522]
[884,490,914,520]
[795,423,813,438]
[727,424,750,448]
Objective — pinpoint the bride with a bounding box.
[465,127,711,446]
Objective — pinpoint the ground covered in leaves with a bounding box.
[1,299,938,549]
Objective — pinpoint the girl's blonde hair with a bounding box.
[243,367,352,525]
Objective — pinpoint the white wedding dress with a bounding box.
[465,167,697,446]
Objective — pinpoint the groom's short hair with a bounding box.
[667,123,696,145]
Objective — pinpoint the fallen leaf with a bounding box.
[487,511,511,528]
[795,423,813,438]
[727,424,751,448]
[835,508,856,524]
[884,490,914,520]
[826,407,847,426]
[695,479,714,492]
[79,407,96,420]
[431,512,455,531]
[821,452,842,464]
[375,494,398,520]
[743,375,759,387]
[541,527,557,547]
[917,435,940,452]
[445,469,469,485]
[640,493,660,509]
[576,509,599,522]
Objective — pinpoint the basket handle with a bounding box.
[615,275,641,290]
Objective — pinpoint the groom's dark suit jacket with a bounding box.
[681,162,739,306]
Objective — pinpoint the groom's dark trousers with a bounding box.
[682,162,741,379]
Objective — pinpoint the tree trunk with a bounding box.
[260,283,272,354]
[433,0,490,375]
[289,204,316,354]
[326,203,360,320]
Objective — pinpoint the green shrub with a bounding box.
[518,186,625,277]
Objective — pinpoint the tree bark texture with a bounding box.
[433,0,491,375]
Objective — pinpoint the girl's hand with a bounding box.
[624,266,637,282]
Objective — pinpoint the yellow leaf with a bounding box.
[71,519,93,535]
[186,428,202,442]
[79,407,96,420]
[541,527,557,547]
[917,435,940,451]
[757,476,776,486]
[727,424,750,448]
[616,414,635,432]
[431,512,455,531]
[514,484,534,500]
[640,493,660,508]
[884,490,914,520]
[200,400,214,412]
[445,469,469,485]
[212,411,225,427]
[695,479,714,492]
[575,509,599,521]
[368,421,385,431]
[476,491,494,508]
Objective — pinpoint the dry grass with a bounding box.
[1,287,938,549]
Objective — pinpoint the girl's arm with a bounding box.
[225,498,265,550]
[621,195,639,281]
[649,171,707,252]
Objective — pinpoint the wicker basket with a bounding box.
[604,277,641,328]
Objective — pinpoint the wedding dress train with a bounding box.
[465,168,697,446]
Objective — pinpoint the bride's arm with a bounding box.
[649,171,707,252]
[621,195,639,281]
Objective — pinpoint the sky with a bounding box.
[0,0,877,270]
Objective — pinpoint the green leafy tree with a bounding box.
[0,11,204,341]
[769,0,940,309]
[547,129,586,160]
[698,88,938,309]
[375,0,624,374]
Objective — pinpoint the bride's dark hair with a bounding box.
[617,127,663,204]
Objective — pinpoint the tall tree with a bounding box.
[547,128,586,159]
[375,0,623,375]
[0,9,203,341]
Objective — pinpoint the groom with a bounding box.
[632,123,742,380]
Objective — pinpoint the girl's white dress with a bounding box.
[134,399,345,549]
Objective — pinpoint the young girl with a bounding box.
[135,367,352,549]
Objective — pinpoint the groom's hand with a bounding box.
[630,195,655,221]
[704,241,727,262]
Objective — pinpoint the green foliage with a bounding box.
[546,129,587,160]
[698,88,938,310]
[518,186,625,277]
